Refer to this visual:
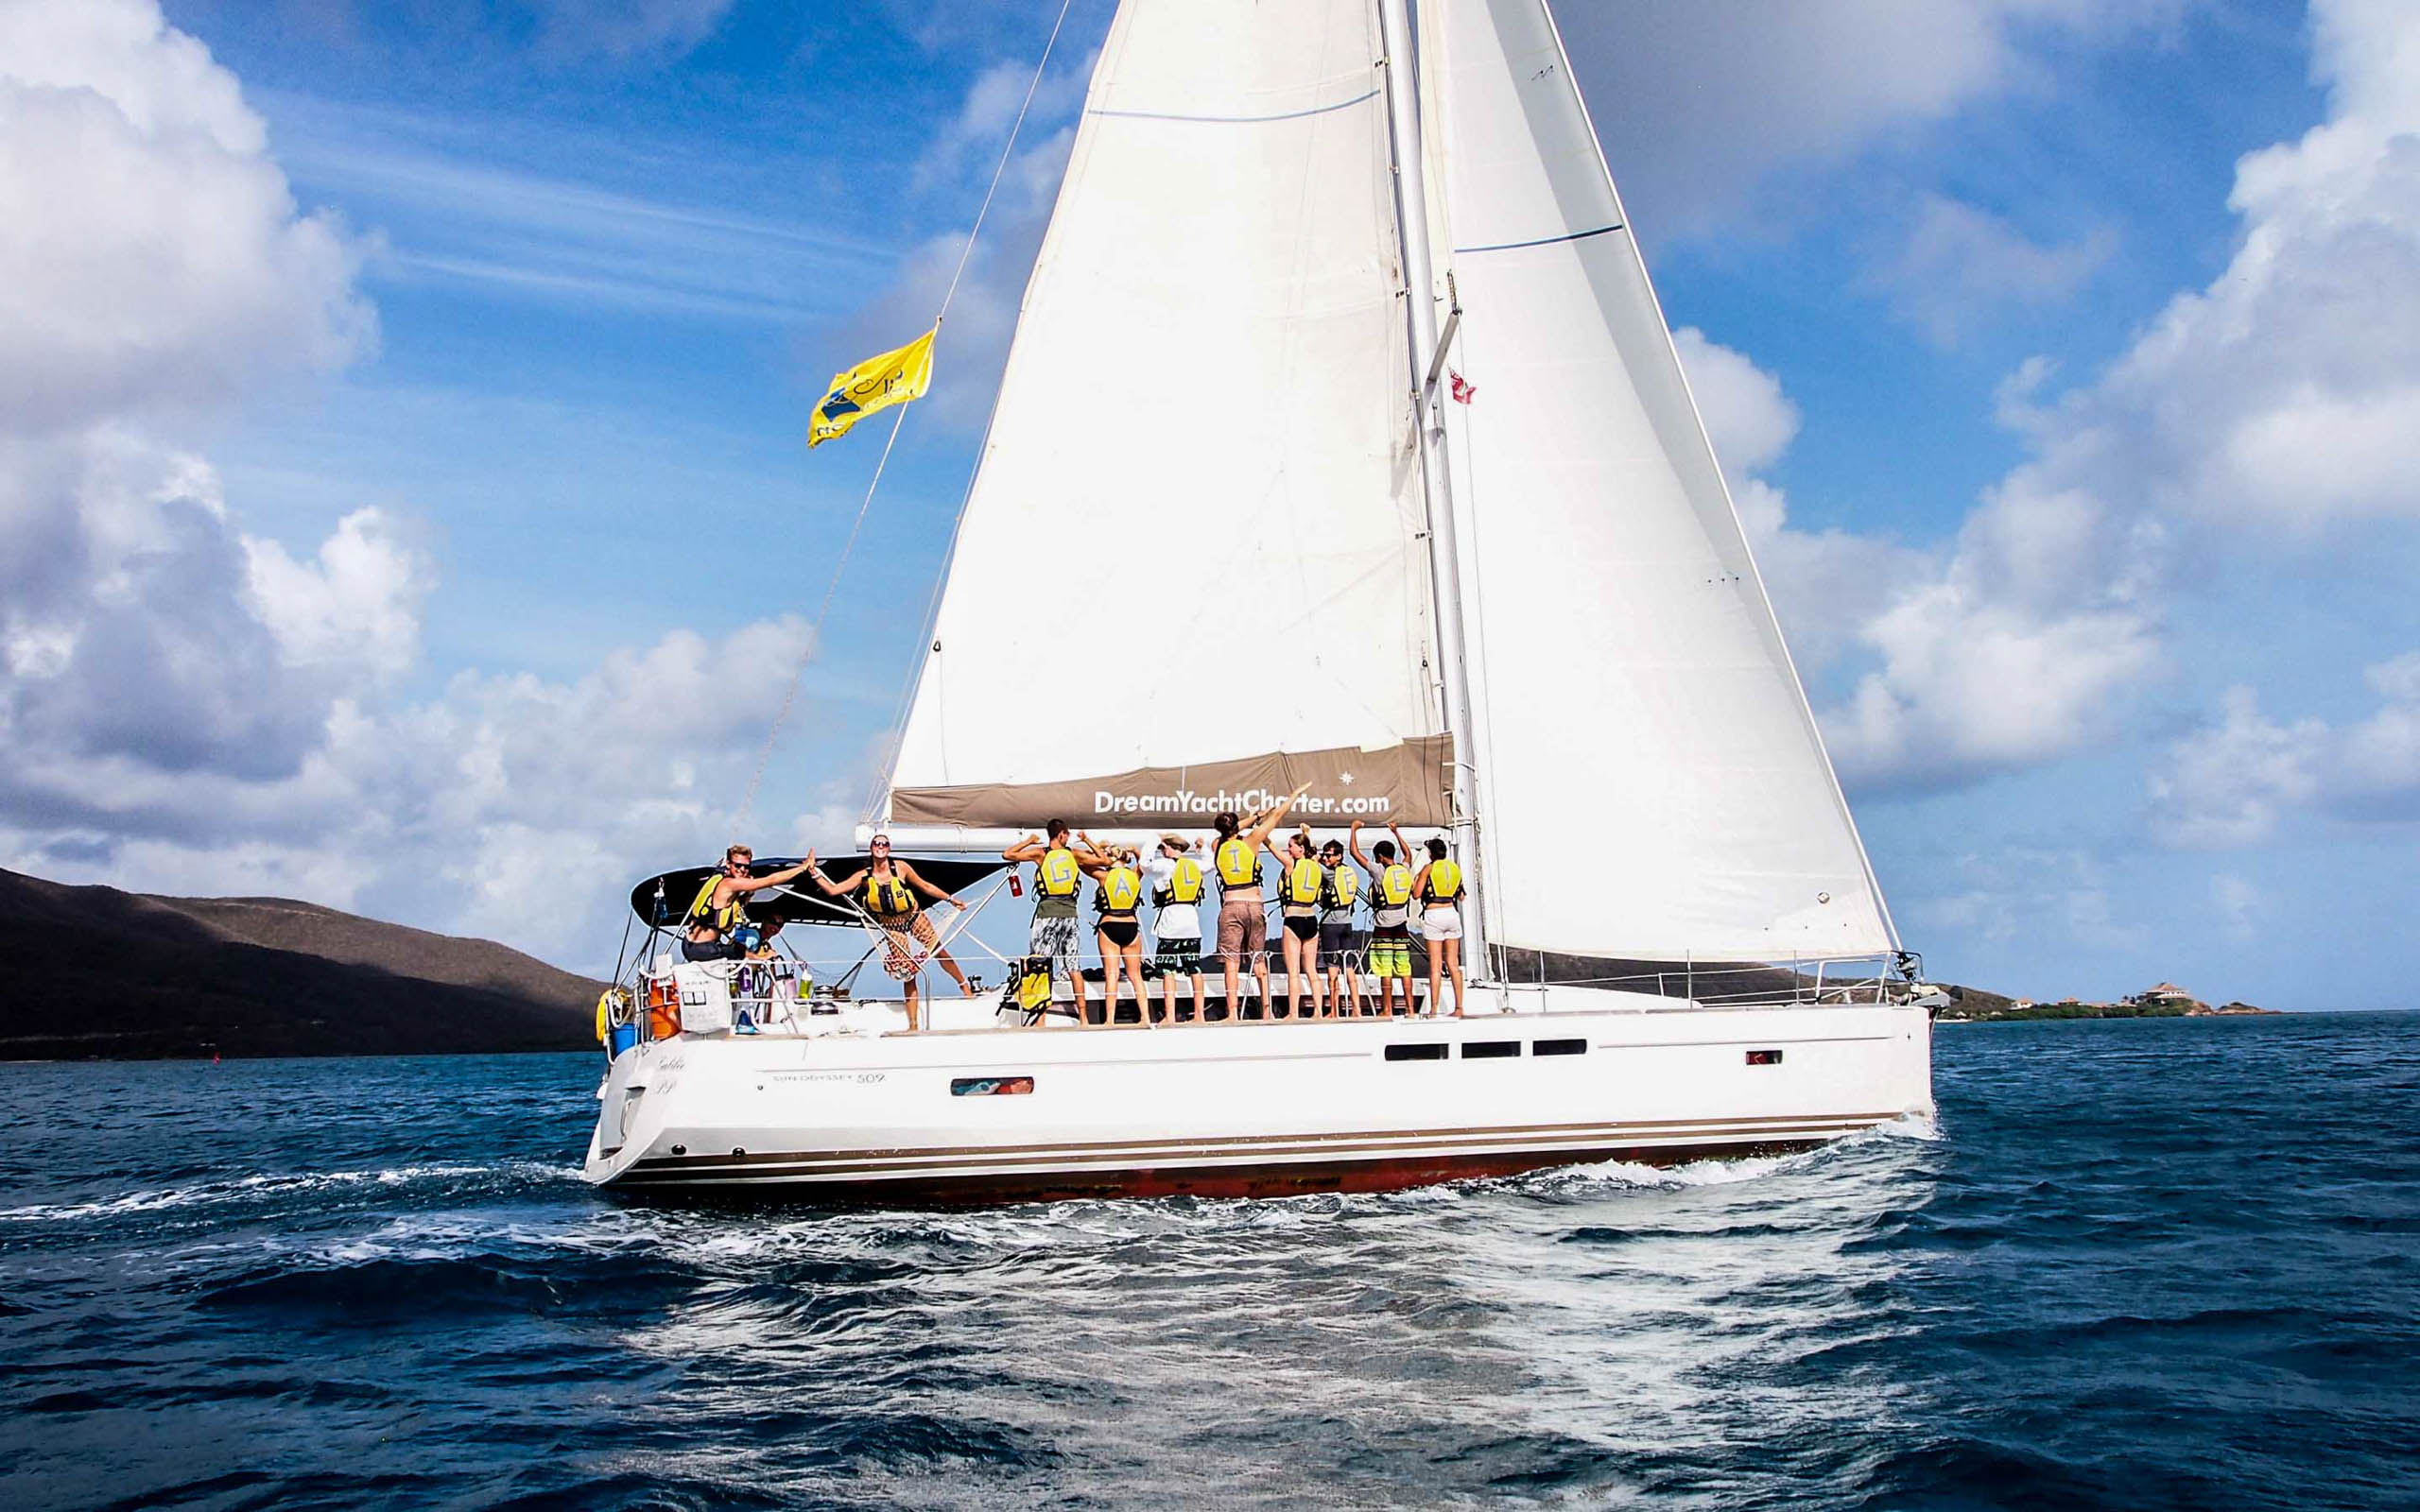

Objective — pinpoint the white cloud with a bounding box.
[243,508,430,679]
[522,0,735,63]
[1674,328,1799,480]
[1673,328,2153,784]
[2212,871,2258,939]
[2145,654,2420,846]
[2038,0,2420,533]
[1757,0,2420,790]
[838,114,1080,434]
[2323,651,2420,816]
[1559,0,2187,236]
[1821,467,2167,789]
[1909,844,2141,953]
[0,0,372,432]
[908,56,1091,199]
[2,613,844,968]
[1877,195,2115,348]
[2146,686,2324,848]
[268,96,890,321]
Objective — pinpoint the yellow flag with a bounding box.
[809,328,936,447]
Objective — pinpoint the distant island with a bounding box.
[1937,981,2275,1023]
[0,868,600,1060]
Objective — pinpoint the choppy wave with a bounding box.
[3,1015,2416,1510]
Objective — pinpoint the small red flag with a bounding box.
[1449,370,1476,404]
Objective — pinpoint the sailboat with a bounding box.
[582,0,1940,1202]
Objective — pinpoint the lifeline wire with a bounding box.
[734,0,1080,834]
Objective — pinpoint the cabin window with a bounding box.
[1384,1043,1448,1062]
[1745,1050,1783,1066]
[1461,1040,1520,1059]
[952,1075,1036,1096]
[1532,1039,1587,1057]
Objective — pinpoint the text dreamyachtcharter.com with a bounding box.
[1092,790,1394,816]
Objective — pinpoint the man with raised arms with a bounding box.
[1002,819,1109,1025]
[1350,821,1417,1018]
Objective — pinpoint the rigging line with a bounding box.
[859,0,1080,826]
[735,0,1079,836]
[939,0,1079,321]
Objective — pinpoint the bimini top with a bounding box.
[628,854,1006,931]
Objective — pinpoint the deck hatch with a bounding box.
[952,1075,1036,1096]
[1383,1043,1448,1062]
[1532,1039,1587,1057]
[1461,1040,1520,1059]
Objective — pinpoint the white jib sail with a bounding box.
[1423,0,1897,961]
[884,0,1449,836]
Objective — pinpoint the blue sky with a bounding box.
[6,0,2418,1009]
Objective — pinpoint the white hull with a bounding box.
[582,986,1933,1204]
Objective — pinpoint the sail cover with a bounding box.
[1422,0,1895,960]
[883,0,1455,833]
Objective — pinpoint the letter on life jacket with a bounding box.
[862,870,913,916]
[1322,863,1359,910]
[1378,863,1415,907]
[1154,855,1204,907]
[1217,836,1260,888]
[1101,863,1142,915]
[1040,847,1081,897]
[1425,857,1464,903]
[1288,855,1325,906]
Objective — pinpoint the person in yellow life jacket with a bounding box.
[1412,833,1469,1018]
[1317,838,1364,1016]
[1094,845,1151,1027]
[682,844,813,963]
[1207,784,1308,1020]
[1275,829,1329,1019]
[1350,820,1417,1017]
[1001,818,1112,1025]
[804,836,971,1033]
[1145,833,1209,1024]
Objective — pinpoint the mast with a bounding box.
[1377,0,1491,983]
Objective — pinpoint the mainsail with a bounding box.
[877,0,1896,965]
[885,0,1451,833]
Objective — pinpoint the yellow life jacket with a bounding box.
[1217,836,1260,888]
[1378,863,1414,907]
[861,869,913,916]
[1039,847,1081,897]
[1287,855,1324,906]
[1322,863,1358,911]
[1100,863,1142,916]
[1153,855,1204,907]
[1425,857,1464,903]
[684,874,746,934]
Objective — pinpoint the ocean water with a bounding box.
[1,1013,2413,1510]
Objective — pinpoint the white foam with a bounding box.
[0,1160,573,1224]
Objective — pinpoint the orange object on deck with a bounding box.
[646,975,681,1040]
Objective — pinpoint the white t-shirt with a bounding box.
[1144,853,1202,941]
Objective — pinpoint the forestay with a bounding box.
[884,0,1451,834]
[1421,0,1895,961]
